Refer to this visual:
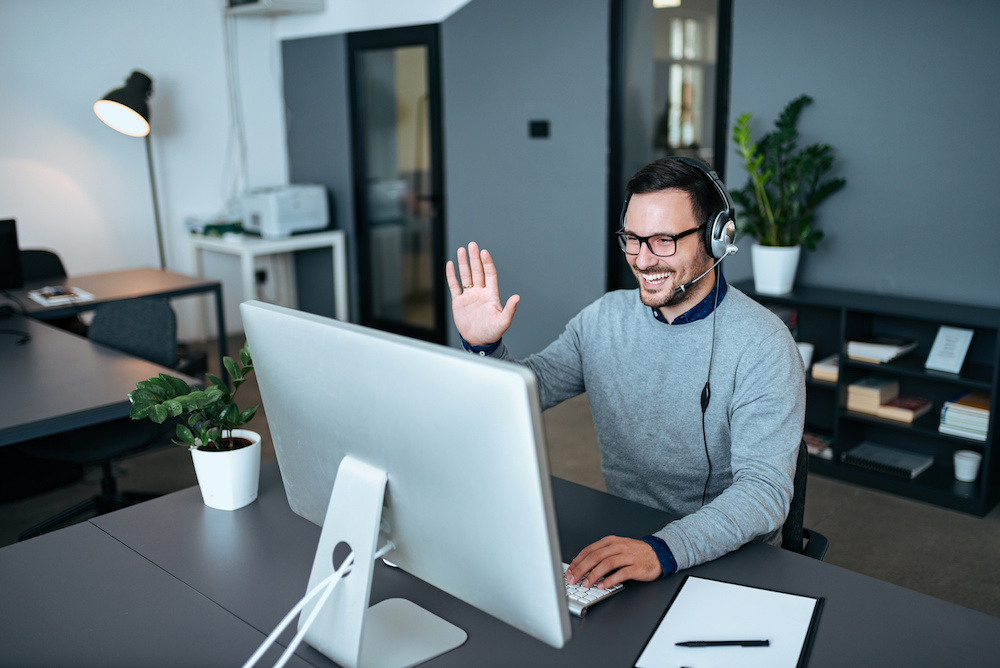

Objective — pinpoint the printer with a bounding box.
[241,184,329,239]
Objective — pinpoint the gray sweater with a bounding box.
[491,287,805,570]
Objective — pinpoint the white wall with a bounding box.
[0,0,470,341]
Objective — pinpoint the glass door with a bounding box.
[608,0,731,291]
[348,25,446,343]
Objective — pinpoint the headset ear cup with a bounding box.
[705,213,729,259]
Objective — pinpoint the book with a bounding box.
[841,442,934,479]
[940,391,991,437]
[847,335,918,363]
[27,286,95,306]
[803,432,833,459]
[876,395,932,423]
[846,376,899,414]
[810,353,839,382]
[942,391,990,418]
[938,423,988,441]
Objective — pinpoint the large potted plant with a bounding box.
[128,341,261,510]
[731,94,846,294]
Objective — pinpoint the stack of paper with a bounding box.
[939,391,990,441]
[847,336,917,364]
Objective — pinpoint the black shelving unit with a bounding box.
[736,280,1000,516]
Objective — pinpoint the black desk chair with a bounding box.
[782,439,830,560]
[17,298,183,540]
[19,248,89,336]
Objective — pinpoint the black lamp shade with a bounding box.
[94,71,153,137]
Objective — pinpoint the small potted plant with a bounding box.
[128,340,261,510]
[731,94,846,294]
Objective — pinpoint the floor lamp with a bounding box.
[93,71,166,270]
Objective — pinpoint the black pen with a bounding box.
[676,640,770,647]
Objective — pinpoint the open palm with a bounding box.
[445,242,520,346]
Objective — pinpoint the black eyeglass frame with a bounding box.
[615,224,705,258]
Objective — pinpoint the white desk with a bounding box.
[190,231,348,322]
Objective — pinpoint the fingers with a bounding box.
[468,241,486,287]
[445,260,461,298]
[456,245,473,290]
[565,536,661,590]
[449,242,506,295]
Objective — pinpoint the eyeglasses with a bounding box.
[616,225,705,258]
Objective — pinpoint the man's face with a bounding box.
[623,189,714,311]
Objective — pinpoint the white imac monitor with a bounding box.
[241,301,571,667]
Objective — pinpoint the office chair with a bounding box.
[19,248,89,336]
[782,439,830,560]
[17,298,183,540]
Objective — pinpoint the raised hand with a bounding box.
[445,242,520,346]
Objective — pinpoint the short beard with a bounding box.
[633,252,715,310]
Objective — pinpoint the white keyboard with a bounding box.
[562,563,624,617]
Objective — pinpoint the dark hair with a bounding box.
[624,158,725,236]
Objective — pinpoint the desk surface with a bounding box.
[2,266,228,384]
[0,314,196,447]
[7,267,222,320]
[1,464,996,666]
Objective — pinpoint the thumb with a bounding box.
[502,294,520,319]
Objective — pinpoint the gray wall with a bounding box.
[282,0,610,353]
[282,33,359,322]
[724,0,1000,307]
[441,0,610,354]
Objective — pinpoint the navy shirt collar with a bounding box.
[651,271,727,325]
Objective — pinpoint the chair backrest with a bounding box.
[20,249,68,283]
[782,439,808,554]
[88,298,178,369]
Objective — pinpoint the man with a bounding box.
[445,158,804,590]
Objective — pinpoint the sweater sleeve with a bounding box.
[652,327,805,571]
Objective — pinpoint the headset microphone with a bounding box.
[673,242,738,295]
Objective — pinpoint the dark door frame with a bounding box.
[347,23,447,343]
[605,0,733,293]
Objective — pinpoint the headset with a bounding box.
[619,156,738,261]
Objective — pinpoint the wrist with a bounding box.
[461,337,501,356]
[641,535,677,578]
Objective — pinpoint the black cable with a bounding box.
[701,267,722,506]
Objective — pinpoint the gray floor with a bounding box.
[2,341,998,619]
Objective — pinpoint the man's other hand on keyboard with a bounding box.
[565,535,662,590]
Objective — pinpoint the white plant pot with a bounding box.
[751,244,801,295]
[190,429,261,511]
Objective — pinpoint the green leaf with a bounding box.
[149,404,170,424]
[223,357,241,382]
[238,406,257,424]
[176,423,196,444]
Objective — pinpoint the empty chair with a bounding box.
[17,298,184,540]
[19,248,89,336]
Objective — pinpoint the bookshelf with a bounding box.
[736,280,1000,516]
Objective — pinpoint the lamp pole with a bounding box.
[144,134,166,270]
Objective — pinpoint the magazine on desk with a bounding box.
[27,286,95,307]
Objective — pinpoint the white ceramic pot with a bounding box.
[190,429,261,511]
[751,243,801,295]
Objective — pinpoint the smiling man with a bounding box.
[446,157,805,591]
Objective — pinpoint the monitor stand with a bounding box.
[301,456,468,668]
